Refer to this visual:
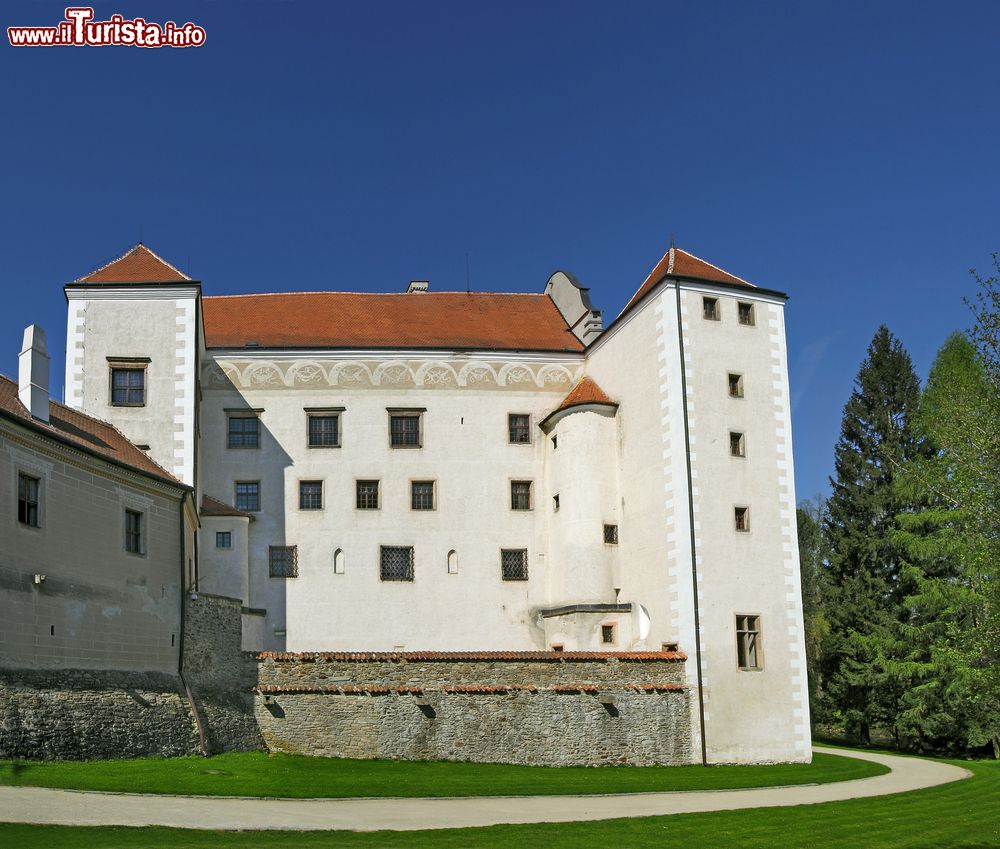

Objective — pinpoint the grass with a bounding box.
[0,750,880,798]
[0,749,995,848]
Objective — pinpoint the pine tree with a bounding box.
[796,498,830,723]
[821,325,924,745]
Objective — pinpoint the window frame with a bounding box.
[702,296,720,321]
[306,410,342,448]
[729,431,746,458]
[234,480,261,513]
[124,508,144,556]
[227,413,261,449]
[387,408,424,449]
[356,479,381,510]
[17,472,40,528]
[500,548,529,581]
[734,505,751,533]
[298,480,324,511]
[510,480,533,512]
[603,523,619,545]
[380,545,415,582]
[601,623,617,645]
[728,372,745,399]
[215,531,232,549]
[108,363,147,407]
[410,480,436,511]
[737,301,756,326]
[269,545,298,578]
[736,614,763,670]
[507,413,532,445]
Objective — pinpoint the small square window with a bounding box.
[124,509,143,554]
[411,481,435,511]
[551,643,565,652]
[228,416,260,449]
[730,431,746,457]
[216,531,232,549]
[356,480,380,510]
[735,506,750,533]
[736,614,762,670]
[17,472,40,527]
[308,415,340,447]
[299,481,323,510]
[703,297,720,321]
[601,624,616,644]
[508,414,531,444]
[269,545,298,578]
[603,524,619,544]
[380,545,414,581]
[510,481,532,511]
[500,548,528,581]
[110,366,146,406]
[662,641,680,653]
[235,481,260,513]
[389,412,421,448]
[738,302,755,326]
[728,373,745,398]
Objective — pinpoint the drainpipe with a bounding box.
[674,281,709,767]
[178,490,208,756]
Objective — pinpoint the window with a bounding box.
[736,614,762,670]
[601,624,616,644]
[216,531,232,549]
[17,473,39,527]
[508,413,531,444]
[124,509,143,554]
[552,494,560,512]
[500,548,528,581]
[307,414,340,447]
[603,524,619,544]
[333,548,345,574]
[299,481,323,510]
[551,435,558,450]
[662,641,680,653]
[735,506,750,532]
[703,296,720,321]
[730,431,746,457]
[728,372,745,398]
[411,481,435,511]
[738,301,755,326]
[510,480,532,511]
[228,416,259,449]
[235,481,260,512]
[389,411,421,447]
[447,549,458,574]
[269,545,298,578]
[380,545,414,581]
[110,367,145,406]
[356,480,380,510]
[551,643,564,652]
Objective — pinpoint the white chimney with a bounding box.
[18,325,50,422]
[406,280,429,293]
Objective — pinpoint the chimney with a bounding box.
[406,280,429,294]
[18,325,50,422]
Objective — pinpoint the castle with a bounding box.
[2,242,809,765]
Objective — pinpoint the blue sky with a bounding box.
[2,1,998,500]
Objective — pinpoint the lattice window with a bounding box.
[356,480,379,510]
[235,481,260,512]
[411,481,435,511]
[603,523,618,544]
[508,413,531,444]
[736,614,761,669]
[269,546,298,578]
[308,415,339,447]
[510,481,532,511]
[601,624,616,644]
[500,548,528,581]
[380,546,414,581]
[110,367,145,406]
[389,414,421,447]
[17,473,39,527]
[216,531,232,549]
[228,416,259,448]
[299,481,323,510]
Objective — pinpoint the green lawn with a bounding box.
[0,750,879,798]
[0,750,995,849]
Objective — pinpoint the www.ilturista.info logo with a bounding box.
[8,7,206,48]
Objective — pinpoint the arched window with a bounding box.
[334,548,345,574]
[447,549,458,574]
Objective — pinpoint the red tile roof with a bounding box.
[555,376,616,413]
[76,245,191,284]
[257,650,686,662]
[0,376,186,488]
[623,246,755,313]
[201,495,254,520]
[201,292,584,352]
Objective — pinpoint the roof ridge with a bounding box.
[202,291,550,300]
[672,247,754,287]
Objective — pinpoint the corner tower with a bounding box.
[64,245,201,487]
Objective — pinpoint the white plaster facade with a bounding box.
[58,244,811,763]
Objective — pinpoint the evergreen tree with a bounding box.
[796,498,830,723]
[821,325,924,745]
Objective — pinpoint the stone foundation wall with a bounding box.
[254,651,693,766]
[0,669,199,760]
